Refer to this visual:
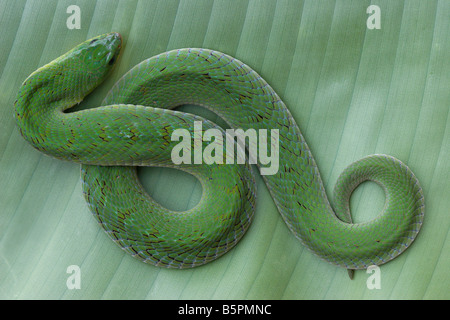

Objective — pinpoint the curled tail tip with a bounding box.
[347,269,355,280]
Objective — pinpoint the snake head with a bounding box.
[56,32,122,96]
[83,32,122,70]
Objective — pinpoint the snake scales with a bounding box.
[14,33,424,273]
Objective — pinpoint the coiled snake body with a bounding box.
[14,33,424,273]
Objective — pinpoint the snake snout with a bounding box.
[105,33,122,67]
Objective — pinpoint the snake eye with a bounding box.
[108,56,116,65]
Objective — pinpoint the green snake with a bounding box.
[14,33,424,274]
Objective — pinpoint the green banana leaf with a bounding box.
[0,0,448,300]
